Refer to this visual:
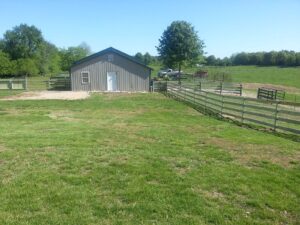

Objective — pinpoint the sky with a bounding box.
[0,0,299,58]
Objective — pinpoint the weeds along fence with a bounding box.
[0,76,71,91]
[154,82,300,136]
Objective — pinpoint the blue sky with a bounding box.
[0,0,299,58]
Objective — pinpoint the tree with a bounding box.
[232,52,250,65]
[276,51,288,66]
[59,45,91,71]
[1,24,44,60]
[296,53,300,66]
[157,21,204,75]
[206,55,216,65]
[0,51,15,76]
[35,41,61,75]
[16,58,39,76]
[263,51,277,65]
[134,52,144,63]
[143,52,152,65]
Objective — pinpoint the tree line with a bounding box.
[134,52,158,65]
[205,51,300,67]
[1,23,299,78]
[0,24,91,77]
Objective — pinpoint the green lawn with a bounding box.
[0,93,299,224]
[0,90,23,99]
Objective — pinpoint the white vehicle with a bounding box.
[157,68,182,78]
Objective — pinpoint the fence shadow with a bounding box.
[155,82,300,142]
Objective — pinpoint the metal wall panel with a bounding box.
[71,52,150,91]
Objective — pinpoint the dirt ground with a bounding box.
[243,83,300,93]
[1,91,90,100]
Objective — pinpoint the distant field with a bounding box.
[205,66,300,89]
[0,93,299,224]
[150,64,300,89]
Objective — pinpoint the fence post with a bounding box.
[220,95,224,117]
[25,76,28,90]
[240,84,242,96]
[9,79,12,90]
[220,82,223,95]
[166,81,168,94]
[199,81,202,91]
[241,98,246,123]
[273,102,279,131]
[204,92,208,113]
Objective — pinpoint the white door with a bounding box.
[107,72,117,91]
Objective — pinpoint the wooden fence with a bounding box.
[257,87,285,101]
[0,76,71,91]
[0,78,27,90]
[180,80,242,96]
[155,82,300,136]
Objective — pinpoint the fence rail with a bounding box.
[155,82,300,136]
[0,78,27,90]
[0,77,71,91]
[177,80,242,96]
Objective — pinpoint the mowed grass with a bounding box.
[205,66,300,89]
[0,93,299,225]
[0,90,23,99]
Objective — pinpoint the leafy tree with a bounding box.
[59,45,91,71]
[296,53,300,66]
[157,21,205,74]
[222,57,232,66]
[143,52,152,65]
[134,52,144,63]
[16,58,39,76]
[206,55,216,65]
[0,51,15,75]
[1,24,44,60]
[263,51,277,65]
[286,51,296,66]
[233,52,249,65]
[276,51,288,66]
[35,41,61,75]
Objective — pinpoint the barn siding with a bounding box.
[71,52,150,91]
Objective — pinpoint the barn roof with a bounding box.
[71,47,152,70]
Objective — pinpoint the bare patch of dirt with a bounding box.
[204,137,300,168]
[163,157,199,176]
[191,187,225,201]
[0,91,90,100]
[0,144,7,153]
[48,110,80,122]
[243,83,300,93]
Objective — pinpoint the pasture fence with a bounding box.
[257,87,285,101]
[154,81,300,136]
[0,76,71,91]
[181,80,242,96]
[0,77,27,90]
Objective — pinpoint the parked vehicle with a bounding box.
[157,68,182,79]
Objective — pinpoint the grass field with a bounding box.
[150,64,300,88]
[150,64,300,103]
[203,66,300,89]
[0,90,23,99]
[0,93,299,224]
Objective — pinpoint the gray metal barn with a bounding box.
[70,47,152,92]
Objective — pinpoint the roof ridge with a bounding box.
[71,47,152,70]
